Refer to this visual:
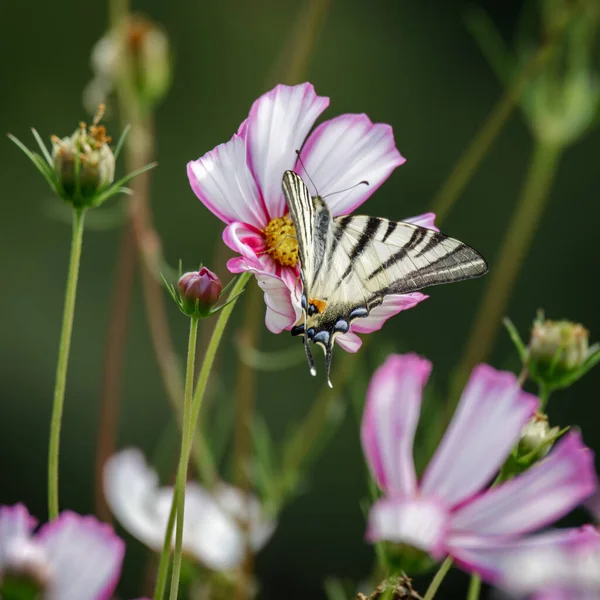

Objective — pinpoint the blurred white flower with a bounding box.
[103,449,276,571]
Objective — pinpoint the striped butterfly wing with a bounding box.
[282,170,331,289]
[282,170,335,377]
[317,215,489,304]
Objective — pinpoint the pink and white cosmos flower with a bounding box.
[0,504,124,600]
[187,83,435,352]
[361,354,598,580]
[491,526,600,600]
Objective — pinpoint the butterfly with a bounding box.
[282,169,489,387]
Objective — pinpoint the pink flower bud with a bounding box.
[177,268,222,316]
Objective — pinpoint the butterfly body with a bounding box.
[282,170,488,387]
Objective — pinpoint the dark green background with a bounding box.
[1,1,598,598]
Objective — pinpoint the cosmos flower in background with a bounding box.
[494,526,600,600]
[0,504,125,600]
[103,449,276,571]
[361,354,598,581]
[187,83,436,352]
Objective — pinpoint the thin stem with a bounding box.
[430,1,583,225]
[153,484,178,600]
[48,207,86,520]
[423,557,453,600]
[538,382,551,411]
[94,221,137,521]
[466,575,481,600]
[168,318,199,600]
[451,141,561,400]
[233,284,262,489]
[162,273,250,598]
[232,284,261,599]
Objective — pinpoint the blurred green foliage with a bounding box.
[1,0,599,598]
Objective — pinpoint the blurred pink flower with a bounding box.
[361,354,598,581]
[187,83,435,351]
[0,504,124,600]
[490,526,600,600]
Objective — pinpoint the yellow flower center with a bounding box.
[264,215,298,268]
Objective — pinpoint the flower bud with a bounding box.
[519,413,560,459]
[357,575,422,600]
[177,268,223,317]
[84,14,171,114]
[525,0,600,146]
[529,318,589,381]
[51,105,115,206]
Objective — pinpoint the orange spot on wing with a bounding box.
[309,298,328,313]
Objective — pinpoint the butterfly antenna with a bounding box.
[294,149,319,196]
[324,337,334,388]
[322,180,369,200]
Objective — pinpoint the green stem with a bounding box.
[156,273,249,600]
[430,0,583,225]
[153,484,178,600]
[466,575,481,600]
[423,557,453,600]
[538,382,551,411]
[168,317,199,600]
[48,208,86,520]
[451,141,562,402]
[190,273,251,447]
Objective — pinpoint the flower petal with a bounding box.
[366,496,449,558]
[222,221,266,271]
[37,512,124,600]
[0,504,37,565]
[253,270,302,334]
[446,526,600,585]
[246,83,329,219]
[350,293,427,335]
[361,354,431,495]
[213,484,276,552]
[335,331,363,353]
[103,449,165,549]
[421,365,538,507]
[188,133,268,228]
[299,114,405,216]
[404,212,439,232]
[450,431,597,537]
[155,483,245,571]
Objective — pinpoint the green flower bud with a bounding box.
[9,107,156,211]
[525,0,600,146]
[358,575,422,600]
[528,317,594,388]
[504,312,600,393]
[518,413,560,459]
[51,106,115,206]
[84,14,172,114]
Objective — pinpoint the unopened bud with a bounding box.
[177,268,223,317]
[357,575,422,600]
[51,105,115,206]
[85,14,171,114]
[530,318,589,376]
[519,413,560,459]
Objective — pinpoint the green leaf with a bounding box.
[31,128,54,167]
[503,317,528,361]
[465,6,516,88]
[113,124,131,162]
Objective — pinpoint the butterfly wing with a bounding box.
[282,170,334,376]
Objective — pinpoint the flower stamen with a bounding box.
[264,215,298,268]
